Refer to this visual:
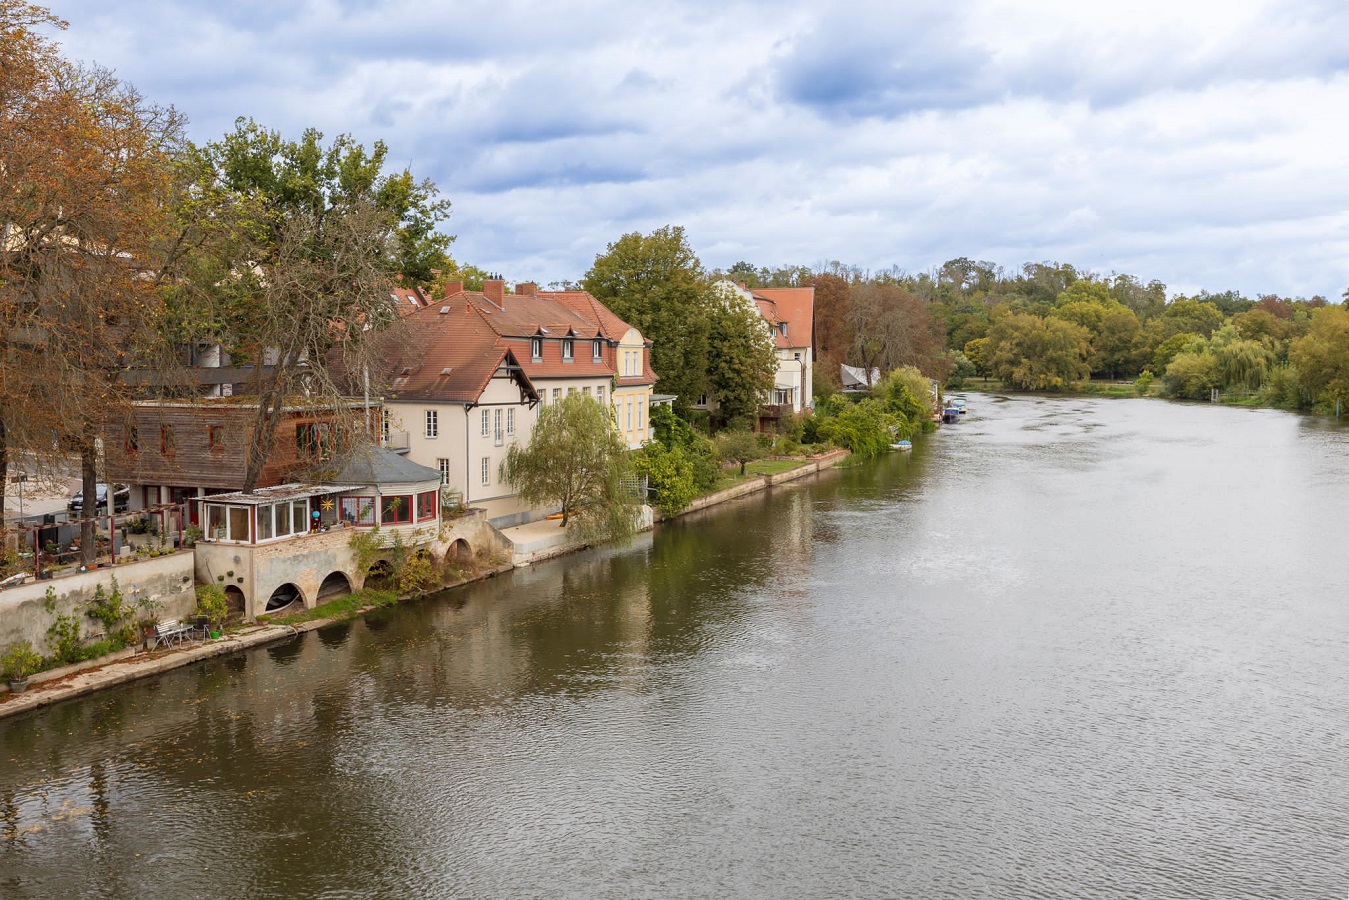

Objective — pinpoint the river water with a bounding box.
[3,395,1348,898]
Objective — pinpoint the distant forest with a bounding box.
[712,258,1348,412]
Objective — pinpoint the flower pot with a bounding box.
[8,677,29,694]
[210,630,221,640]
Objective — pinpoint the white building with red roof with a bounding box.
[376,279,655,526]
[710,281,815,425]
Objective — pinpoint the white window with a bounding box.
[794,352,801,361]
[626,397,633,430]
[552,387,561,404]
[778,322,788,336]
[582,386,591,397]
[424,409,438,438]
[481,409,490,437]
[506,408,515,435]
[438,458,451,485]
[568,386,576,396]
[531,337,542,360]
[637,399,644,430]
[562,339,574,361]
[381,409,390,442]
[593,340,603,360]
[597,385,605,405]
[494,409,503,446]
[481,457,490,486]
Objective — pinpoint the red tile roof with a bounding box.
[753,287,814,349]
[542,290,657,385]
[375,298,538,404]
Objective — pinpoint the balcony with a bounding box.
[381,431,410,453]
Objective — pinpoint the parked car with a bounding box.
[68,483,130,513]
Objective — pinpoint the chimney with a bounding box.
[483,279,505,304]
[443,280,463,298]
[516,281,538,296]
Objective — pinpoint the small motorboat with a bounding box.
[941,406,960,424]
[890,440,913,452]
[950,396,968,414]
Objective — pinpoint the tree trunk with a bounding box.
[0,417,8,527]
[241,360,291,494]
[80,430,98,567]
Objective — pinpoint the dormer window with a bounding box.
[778,322,788,336]
[562,339,574,361]
[593,340,603,360]
[531,337,542,360]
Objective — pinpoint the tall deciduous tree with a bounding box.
[581,226,711,416]
[179,119,452,491]
[1,2,183,561]
[706,284,778,425]
[501,393,636,540]
[1289,306,1349,411]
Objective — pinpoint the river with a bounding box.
[2,394,1347,898]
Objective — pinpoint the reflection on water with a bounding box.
[3,395,1348,898]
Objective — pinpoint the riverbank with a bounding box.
[0,450,851,719]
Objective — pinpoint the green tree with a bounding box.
[816,397,895,458]
[648,404,719,490]
[1160,298,1225,339]
[581,226,712,416]
[501,393,636,541]
[633,440,697,517]
[983,313,1091,390]
[180,119,452,491]
[872,367,933,438]
[707,284,778,425]
[714,428,766,475]
[1162,350,1220,399]
[1289,306,1349,411]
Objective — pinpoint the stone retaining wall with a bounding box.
[656,449,849,522]
[0,553,196,655]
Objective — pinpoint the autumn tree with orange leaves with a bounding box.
[1,2,188,562]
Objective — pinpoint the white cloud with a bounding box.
[41,0,1349,297]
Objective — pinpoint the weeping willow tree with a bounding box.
[501,393,636,543]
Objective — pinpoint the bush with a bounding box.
[194,583,229,630]
[816,398,895,458]
[398,552,439,595]
[634,441,698,517]
[2,641,42,680]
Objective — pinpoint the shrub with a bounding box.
[398,552,439,595]
[2,641,42,680]
[194,583,229,630]
[634,441,697,517]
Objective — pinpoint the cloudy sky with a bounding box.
[43,0,1349,298]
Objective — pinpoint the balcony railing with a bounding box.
[381,430,410,451]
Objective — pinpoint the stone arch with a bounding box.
[223,585,246,622]
[317,571,352,603]
[448,538,472,564]
[265,582,303,614]
[365,558,394,590]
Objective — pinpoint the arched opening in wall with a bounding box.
[223,586,246,622]
[365,558,393,591]
[449,539,472,565]
[317,571,352,603]
[265,582,303,614]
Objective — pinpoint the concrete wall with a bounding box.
[0,552,196,655]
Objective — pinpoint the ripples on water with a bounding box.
[3,395,1349,898]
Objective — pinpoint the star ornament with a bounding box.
[321,498,334,511]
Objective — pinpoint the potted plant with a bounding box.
[135,591,163,651]
[3,640,43,694]
[194,584,229,639]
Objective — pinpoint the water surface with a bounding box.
[3,395,1347,898]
